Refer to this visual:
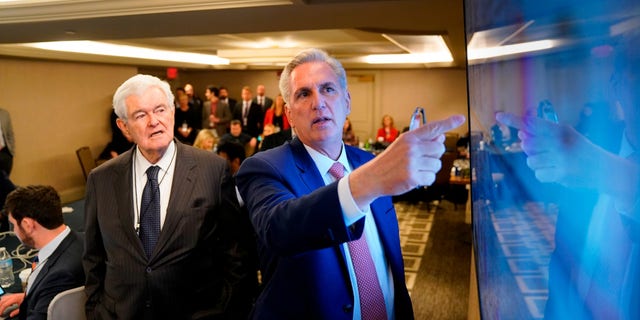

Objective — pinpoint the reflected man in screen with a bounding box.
[496,31,640,319]
[235,48,465,319]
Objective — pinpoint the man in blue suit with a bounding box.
[236,48,465,319]
[0,185,84,319]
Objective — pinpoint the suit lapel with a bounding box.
[290,138,326,192]
[26,232,75,298]
[152,142,197,258]
[114,150,146,257]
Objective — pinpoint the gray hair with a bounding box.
[278,48,348,105]
[113,74,175,121]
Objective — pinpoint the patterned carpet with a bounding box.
[396,200,472,320]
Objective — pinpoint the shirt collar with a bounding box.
[303,142,351,175]
[37,226,71,263]
[134,141,176,177]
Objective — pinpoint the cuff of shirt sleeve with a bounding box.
[338,172,366,227]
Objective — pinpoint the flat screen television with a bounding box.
[465,0,640,318]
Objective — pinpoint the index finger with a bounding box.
[495,112,525,130]
[417,114,466,140]
[496,111,560,136]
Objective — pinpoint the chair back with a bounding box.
[47,285,86,320]
[76,147,96,181]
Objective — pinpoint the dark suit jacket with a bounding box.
[252,96,273,113]
[0,109,15,156]
[83,141,241,319]
[233,101,264,138]
[19,230,84,320]
[235,138,413,320]
[202,101,232,137]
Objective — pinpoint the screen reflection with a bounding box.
[466,1,640,318]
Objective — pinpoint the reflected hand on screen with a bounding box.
[496,111,636,197]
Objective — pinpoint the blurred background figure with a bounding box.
[193,129,217,152]
[202,85,232,138]
[98,110,133,162]
[376,114,399,144]
[258,124,275,151]
[253,84,273,113]
[263,94,289,133]
[218,86,237,113]
[183,83,202,117]
[342,117,359,146]
[174,93,201,145]
[575,101,625,153]
[0,108,15,176]
[219,120,256,158]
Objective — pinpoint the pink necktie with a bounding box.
[328,162,388,320]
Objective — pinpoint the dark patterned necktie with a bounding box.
[328,162,388,320]
[140,165,160,258]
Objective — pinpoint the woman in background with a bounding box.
[193,129,217,152]
[263,94,289,132]
[376,114,399,143]
[342,117,358,146]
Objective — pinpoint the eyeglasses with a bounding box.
[409,107,426,131]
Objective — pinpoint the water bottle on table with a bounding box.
[0,247,14,288]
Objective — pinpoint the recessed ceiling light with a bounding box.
[21,40,229,65]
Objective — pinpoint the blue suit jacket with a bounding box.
[236,138,413,320]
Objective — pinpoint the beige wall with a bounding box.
[141,66,470,140]
[0,57,136,202]
[2,60,468,202]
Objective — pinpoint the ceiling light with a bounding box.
[364,34,453,64]
[467,39,556,60]
[21,40,229,65]
[363,52,453,64]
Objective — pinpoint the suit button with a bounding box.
[343,304,353,313]
[146,267,152,273]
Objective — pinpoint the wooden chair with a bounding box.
[76,147,96,181]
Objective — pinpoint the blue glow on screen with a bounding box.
[466,0,640,319]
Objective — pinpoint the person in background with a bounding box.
[202,85,232,137]
[83,74,242,319]
[0,108,15,176]
[376,114,399,144]
[0,172,15,232]
[98,110,134,162]
[258,124,276,151]
[219,120,257,158]
[183,83,203,117]
[234,86,264,138]
[193,129,217,152]
[174,93,201,145]
[263,94,289,133]
[216,141,261,319]
[218,86,237,113]
[258,128,293,152]
[253,84,273,113]
[0,185,84,320]
[235,48,465,319]
[342,117,358,146]
[173,87,186,108]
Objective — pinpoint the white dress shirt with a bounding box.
[132,141,177,231]
[303,143,395,320]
